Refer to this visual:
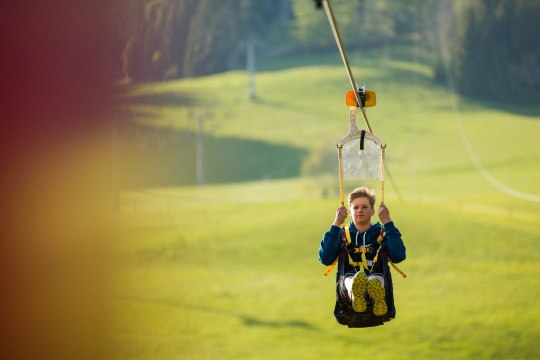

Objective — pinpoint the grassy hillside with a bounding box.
[113,46,540,359]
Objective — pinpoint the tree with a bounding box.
[446,0,540,104]
[119,0,291,82]
[119,0,199,82]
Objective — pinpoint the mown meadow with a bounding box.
[112,46,540,359]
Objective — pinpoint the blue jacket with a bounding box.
[319,221,406,272]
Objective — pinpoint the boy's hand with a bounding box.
[333,204,348,227]
[378,203,392,224]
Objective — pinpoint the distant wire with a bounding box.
[384,163,404,203]
[438,22,540,203]
[117,188,210,206]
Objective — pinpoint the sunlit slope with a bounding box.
[114,178,540,360]
[127,48,540,199]
[116,48,540,359]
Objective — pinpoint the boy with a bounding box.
[319,186,405,317]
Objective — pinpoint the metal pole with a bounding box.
[337,144,344,205]
[196,113,205,185]
[381,144,386,204]
[247,39,256,100]
[112,114,121,213]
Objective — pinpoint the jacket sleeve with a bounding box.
[382,221,406,263]
[318,225,343,266]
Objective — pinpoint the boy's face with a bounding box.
[349,196,374,225]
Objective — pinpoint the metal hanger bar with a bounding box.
[321,0,374,134]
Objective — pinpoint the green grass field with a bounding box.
[113,46,540,359]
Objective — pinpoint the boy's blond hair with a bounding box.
[348,186,376,208]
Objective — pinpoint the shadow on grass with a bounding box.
[430,77,540,118]
[458,97,540,118]
[259,41,434,73]
[126,91,199,108]
[115,296,318,331]
[237,315,317,330]
[116,121,307,188]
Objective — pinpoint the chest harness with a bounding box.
[323,226,406,278]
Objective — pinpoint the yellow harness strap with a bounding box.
[323,226,407,278]
[368,231,384,272]
[389,261,407,278]
[344,226,368,270]
[323,226,352,276]
[323,226,349,276]
[323,258,337,276]
[344,226,352,245]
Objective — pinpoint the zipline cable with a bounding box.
[320,0,403,203]
[321,0,373,134]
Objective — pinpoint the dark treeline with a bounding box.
[116,122,307,188]
[449,0,540,104]
[114,0,430,81]
[112,0,539,104]
[113,0,291,81]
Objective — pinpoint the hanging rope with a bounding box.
[338,144,345,205]
[381,144,386,204]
